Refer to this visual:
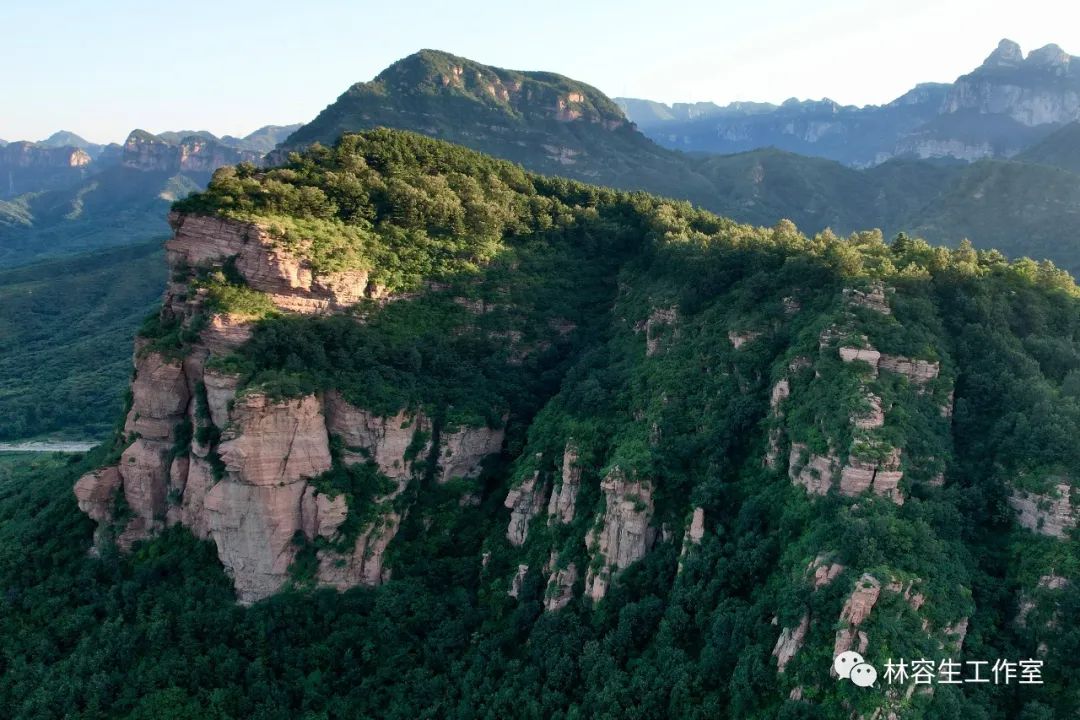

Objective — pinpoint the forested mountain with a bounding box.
[284,49,1080,276]
[5,129,1075,719]
[618,39,1080,166]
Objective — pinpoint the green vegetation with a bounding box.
[0,242,165,440]
[1,129,1079,719]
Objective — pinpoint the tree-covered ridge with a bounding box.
[5,129,1080,718]
[286,49,629,145]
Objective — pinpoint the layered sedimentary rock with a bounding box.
[833,574,881,658]
[879,355,940,385]
[839,447,904,505]
[544,555,578,611]
[316,512,403,590]
[845,282,891,314]
[166,213,374,314]
[77,211,490,603]
[324,392,431,478]
[585,468,656,600]
[773,613,810,673]
[123,347,189,440]
[639,306,678,357]
[218,394,332,486]
[809,554,845,589]
[207,393,332,602]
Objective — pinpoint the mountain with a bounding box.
[0,129,281,266]
[0,140,92,199]
[619,39,1080,166]
[4,129,1075,718]
[221,123,302,152]
[38,130,105,159]
[283,49,721,207]
[249,49,1080,278]
[1017,120,1080,173]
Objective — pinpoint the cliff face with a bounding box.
[75,210,505,603]
[121,130,262,174]
[63,132,1080,717]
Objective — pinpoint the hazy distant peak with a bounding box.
[984,38,1024,67]
[1027,43,1071,69]
[40,131,94,149]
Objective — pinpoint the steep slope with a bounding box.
[283,49,720,206]
[46,130,1079,718]
[1017,121,1080,173]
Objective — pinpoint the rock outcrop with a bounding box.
[845,283,891,314]
[639,307,678,357]
[437,423,504,483]
[75,212,469,603]
[839,447,904,505]
[166,213,374,314]
[833,574,881,658]
[324,392,431,479]
[547,442,582,525]
[544,560,578,611]
[773,613,810,672]
[585,468,656,601]
[504,473,548,546]
[218,394,332,487]
[1009,482,1077,538]
[789,444,837,495]
[879,355,940,385]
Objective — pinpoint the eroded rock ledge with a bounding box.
[75,212,505,603]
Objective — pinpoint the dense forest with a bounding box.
[1,130,1077,719]
[0,243,164,440]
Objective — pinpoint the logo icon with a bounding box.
[834,651,878,688]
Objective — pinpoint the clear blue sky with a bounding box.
[3,0,1078,144]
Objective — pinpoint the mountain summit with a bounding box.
[282,49,718,204]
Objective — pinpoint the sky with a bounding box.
[3,0,1079,144]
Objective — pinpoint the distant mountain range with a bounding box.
[616,39,1080,167]
[0,125,299,265]
[6,43,1080,275]
[280,47,1080,274]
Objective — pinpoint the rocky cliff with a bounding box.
[62,131,1080,717]
[75,208,507,603]
[122,130,262,174]
[620,39,1080,165]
